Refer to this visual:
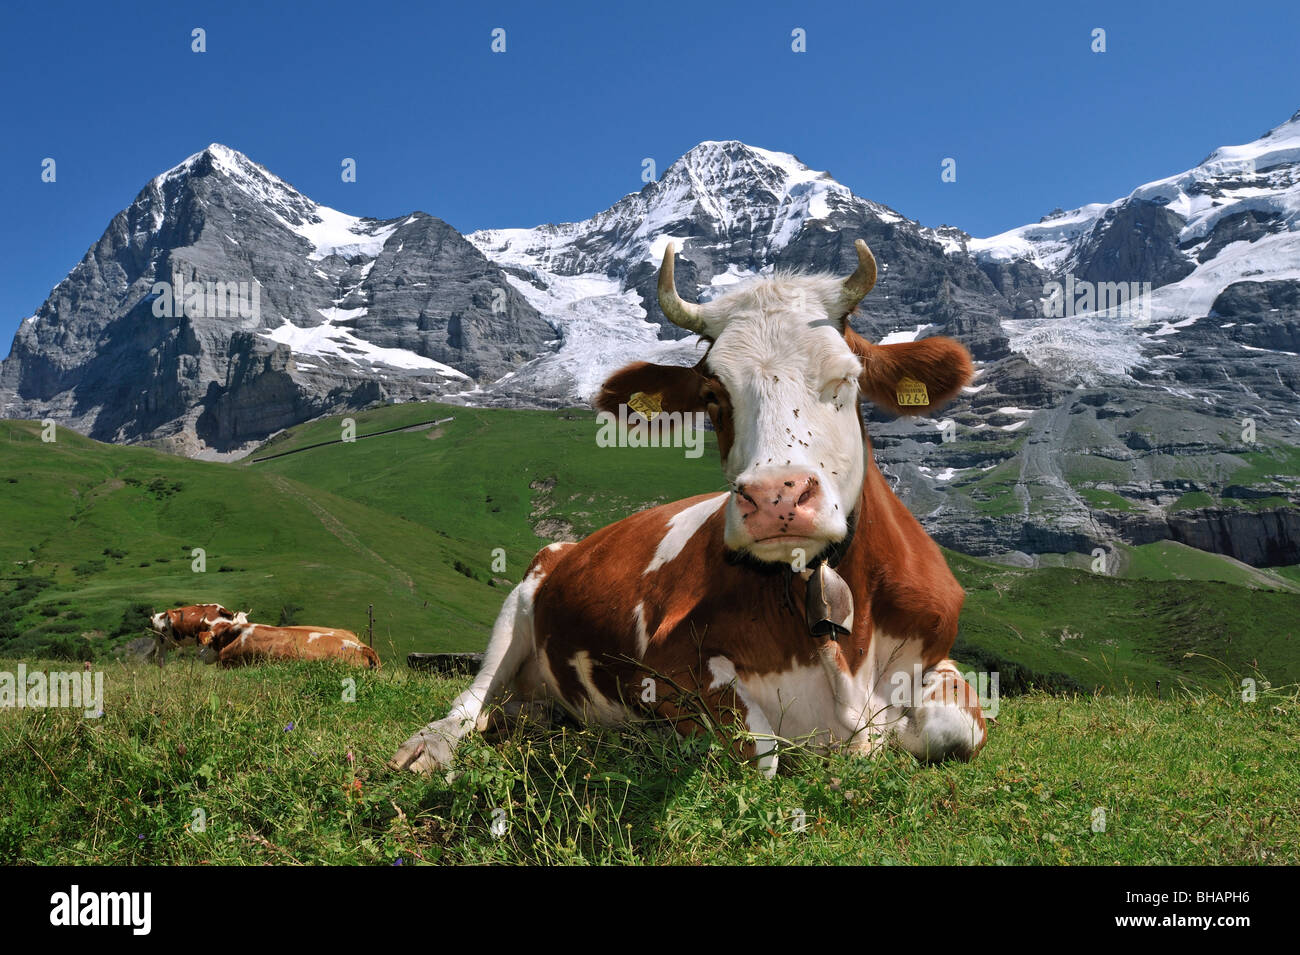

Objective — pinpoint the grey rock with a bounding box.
[5,120,1300,570]
[0,145,554,454]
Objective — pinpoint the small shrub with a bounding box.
[278,603,304,626]
[112,602,156,638]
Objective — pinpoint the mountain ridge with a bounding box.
[3,120,1298,566]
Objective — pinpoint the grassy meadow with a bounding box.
[2,401,1299,864]
[2,659,1295,865]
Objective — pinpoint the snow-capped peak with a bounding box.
[1131,110,1300,241]
[972,110,1300,270]
[1195,109,1300,172]
[154,143,302,198]
[470,139,886,280]
[667,140,833,197]
[969,203,1110,270]
[146,143,395,261]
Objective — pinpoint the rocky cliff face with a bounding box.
[0,146,553,455]
[4,119,1299,567]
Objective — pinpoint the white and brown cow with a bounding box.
[149,603,248,663]
[201,620,381,669]
[393,238,986,776]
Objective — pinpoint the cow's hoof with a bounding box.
[389,720,459,774]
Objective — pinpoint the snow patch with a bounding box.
[878,324,932,345]
[260,312,470,377]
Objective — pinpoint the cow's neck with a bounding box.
[834,451,881,582]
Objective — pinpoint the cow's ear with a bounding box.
[595,360,707,417]
[847,328,973,416]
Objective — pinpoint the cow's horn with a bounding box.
[658,242,708,334]
[840,239,878,310]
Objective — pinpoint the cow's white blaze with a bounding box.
[698,275,866,563]
[642,493,728,575]
[633,602,650,658]
[569,650,628,724]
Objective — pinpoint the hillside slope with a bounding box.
[0,419,507,661]
[5,403,1297,691]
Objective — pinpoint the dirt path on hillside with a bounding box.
[265,474,416,593]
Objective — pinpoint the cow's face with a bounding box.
[149,609,180,645]
[700,291,868,563]
[598,239,972,566]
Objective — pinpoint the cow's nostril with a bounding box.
[797,488,813,506]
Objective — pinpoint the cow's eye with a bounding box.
[821,375,857,402]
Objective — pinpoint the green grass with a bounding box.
[1231,445,1300,485]
[1,658,1293,865]
[1063,454,1134,485]
[0,408,720,662]
[5,401,1300,865]
[1236,495,1293,511]
[1170,491,1216,512]
[1115,540,1300,593]
[948,549,1300,693]
[250,401,723,555]
[1077,487,1136,511]
[0,419,509,661]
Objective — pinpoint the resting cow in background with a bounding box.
[394,238,985,777]
[202,620,381,669]
[149,604,248,663]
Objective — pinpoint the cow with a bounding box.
[200,619,381,669]
[149,603,249,664]
[393,238,986,777]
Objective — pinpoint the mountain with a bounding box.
[467,140,1024,403]
[0,145,553,456]
[924,112,1300,565]
[3,121,1299,568]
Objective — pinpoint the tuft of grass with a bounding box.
[1170,491,1217,512]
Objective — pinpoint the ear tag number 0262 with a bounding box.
[895,377,929,407]
[628,391,663,420]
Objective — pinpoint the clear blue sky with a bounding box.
[2,0,1298,348]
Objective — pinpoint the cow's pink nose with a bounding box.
[735,475,823,539]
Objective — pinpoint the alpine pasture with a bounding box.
[2,404,1298,864]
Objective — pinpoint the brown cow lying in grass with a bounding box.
[199,620,381,669]
[149,604,248,663]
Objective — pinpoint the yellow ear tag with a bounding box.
[895,376,930,407]
[627,391,663,420]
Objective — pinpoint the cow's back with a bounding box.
[215,624,380,668]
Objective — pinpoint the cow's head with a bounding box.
[598,239,972,566]
[198,618,245,663]
[149,604,247,651]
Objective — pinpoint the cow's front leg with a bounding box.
[896,660,987,762]
[389,714,469,775]
[391,569,544,775]
[642,655,778,778]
